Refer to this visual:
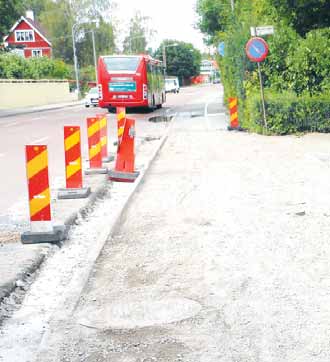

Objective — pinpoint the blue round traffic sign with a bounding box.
[245,37,269,62]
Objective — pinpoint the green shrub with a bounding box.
[244,92,330,135]
[0,54,70,79]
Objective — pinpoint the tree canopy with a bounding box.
[154,40,201,79]
[123,11,154,54]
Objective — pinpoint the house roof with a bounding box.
[3,16,52,46]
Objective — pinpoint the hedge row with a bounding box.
[244,92,330,135]
[0,53,71,79]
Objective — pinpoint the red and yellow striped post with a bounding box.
[97,113,114,163]
[26,145,51,223]
[228,97,240,130]
[85,117,108,174]
[58,126,91,199]
[21,145,66,244]
[116,107,126,146]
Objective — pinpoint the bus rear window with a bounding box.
[103,57,140,72]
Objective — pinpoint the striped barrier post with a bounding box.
[228,97,241,131]
[85,117,108,175]
[109,117,139,183]
[58,126,91,199]
[116,107,126,147]
[97,113,114,163]
[21,145,66,244]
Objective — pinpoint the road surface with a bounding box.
[0,84,223,235]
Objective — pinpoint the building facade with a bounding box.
[3,11,52,58]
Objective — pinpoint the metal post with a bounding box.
[230,0,234,12]
[162,45,167,75]
[72,24,79,98]
[257,62,267,130]
[91,29,97,84]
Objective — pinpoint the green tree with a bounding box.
[270,0,330,36]
[123,11,154,54]
[0,0,24,39]
[155,40,201,81]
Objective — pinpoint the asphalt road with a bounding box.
[0,84,224,232]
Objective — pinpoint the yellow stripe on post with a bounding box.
[27,150,48,179]
[66,157,81,179]
[100,117,107,129]
[230,112,238,121]
[87,121,100,138]
[89,143,101,159]
[65,130,80,151]
[118,111,125,120]
[118,127,124,137]
[101,137,107,147]
[230,100,237,108]
[29,188,51,217]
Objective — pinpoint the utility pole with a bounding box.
[162,44,167,73]
[71,23,80,98]
[231,0,234,12]
[91,29,97,84]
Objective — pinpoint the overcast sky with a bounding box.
[113,0,207,52]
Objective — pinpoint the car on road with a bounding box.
[165,77,180,94]
[84,87,99,107]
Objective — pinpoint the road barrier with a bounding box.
[58,126,91,199]
[228,97,242,131]
[85,116,108,175]
[97,113,114,163]
[109,117,139,183]
[21,108,141,243]
[21,145,66,244]
[116,107,126,146]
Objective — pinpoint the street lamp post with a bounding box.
[162,43,178,75]
[71,23,80,98]
[230,0,234,12]
[91,26,98,84]
[72,20,99,97]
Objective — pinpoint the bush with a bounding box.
[244,92,330,134]
[0,53,70,79]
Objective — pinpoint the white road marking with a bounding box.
[31,117,43,120]
[30,136,49,144]
[208,112,225,116]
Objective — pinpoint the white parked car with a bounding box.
[84,87,99,107]
[165,77,180,94]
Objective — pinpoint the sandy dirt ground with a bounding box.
[2,84,330,361]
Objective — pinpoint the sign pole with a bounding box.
[257,62,267,130]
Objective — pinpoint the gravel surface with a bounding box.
[2,84,330,361]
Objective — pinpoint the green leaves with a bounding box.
[154,41,202,80]
[0,53,70,79]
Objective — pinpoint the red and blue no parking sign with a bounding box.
[245,37,269,62]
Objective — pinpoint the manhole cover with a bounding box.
[148,116,173,123]
[77,297,201,330]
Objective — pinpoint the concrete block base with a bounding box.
[21,225,67,244]
[85,167,108,175]
[57,187,91,200]
[102,154,115,163]
[108,170,140,183]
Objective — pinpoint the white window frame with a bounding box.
[31,49,42,57]
[15,30,35,42]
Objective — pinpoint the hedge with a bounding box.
[0,53,70,80]
[244,92,330,135]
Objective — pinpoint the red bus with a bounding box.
[97,55,166,111]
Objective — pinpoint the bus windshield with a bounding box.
[103,57,140,72]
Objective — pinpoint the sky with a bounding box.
[113,0,207,52]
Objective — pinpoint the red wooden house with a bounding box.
[3,11,52,58]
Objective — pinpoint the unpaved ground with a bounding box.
[3,84,330,361]
[28,110,330,361]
